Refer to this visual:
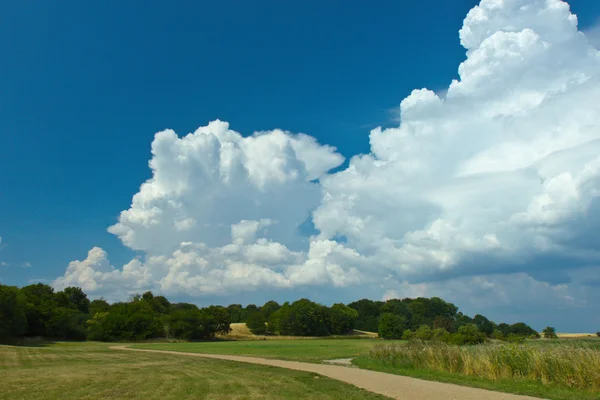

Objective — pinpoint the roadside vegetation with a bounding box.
[355,340,600,400]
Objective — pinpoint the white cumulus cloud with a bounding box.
[53,0,600,329]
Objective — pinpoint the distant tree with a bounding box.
[244,304,259,322]
[542,326,558,339]
[60,287,90,314]
[596,332,600,337]
[20,283,57,337]
[272,299,329,336]
[328,303,358,335]
[227,304,244,323]
[260,301,280,320]
[497,322,511,336]
[164,306,220,340]
[246,313,267,335]
[89,299,110,317]
[378,313,406,340]
[0,284,27,341]
[472,314,494,336]
[510,322,539,338]
[491,329,505,340]
[348,299,383,332]
[433,315,455,332]
[205,306,232,336]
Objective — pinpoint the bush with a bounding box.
[415,325,433,341]
[432,328,451,342]
[378,313,407,339]
[596,332,600,337]
[450,324,487,345]
[505,333,526,344]
[491,329,505,340]
[402,329,414,340]
[246,313,267,335]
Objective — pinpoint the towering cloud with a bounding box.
[54,0,600,328]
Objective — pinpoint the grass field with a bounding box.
[135,338,600,400]
[133,338,391,363]
[0,342,388,400]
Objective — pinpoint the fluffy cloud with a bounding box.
[54,0,600,329]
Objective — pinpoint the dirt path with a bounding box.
[111,346,542,400]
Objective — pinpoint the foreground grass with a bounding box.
[0,342,388,400]
[133,339,393,363]
[355,341,600,400]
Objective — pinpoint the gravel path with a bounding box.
[111,346,543,400]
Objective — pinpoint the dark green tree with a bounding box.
[378,313,406,339]
[328,303,358,334]
[0,284,27,341]
[542,326,557,339]
[246,312,267,335]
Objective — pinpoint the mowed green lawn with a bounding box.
[0,342,389,400]
[132,339,394,363]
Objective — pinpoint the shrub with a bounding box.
[432,327,451,342]
[491,329,505,340]
[402,329,414,340]
[505,333,526,344]
[455,323,486,345]
[415,325,433,341]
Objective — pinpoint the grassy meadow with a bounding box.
[0,342,388,400]
[133,337,391,363]
[137,336,600,400]
[355,339,600,400]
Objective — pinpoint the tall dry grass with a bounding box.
[370,341,600,391]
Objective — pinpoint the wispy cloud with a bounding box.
[0,261,8,267]
[21,262,32,268]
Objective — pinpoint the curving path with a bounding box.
[110,346,543,400]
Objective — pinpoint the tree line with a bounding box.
[0,283,230,342]
[1,283,540,343]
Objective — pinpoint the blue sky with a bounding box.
[2,1,600,331]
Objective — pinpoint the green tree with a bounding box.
[260,301,280,320]
[347,299,383,332]
[472,314,494,336]
[89,299,110,317]
[378,313,406,339]
[205,306,231,336]
[0,284,27,341]
[542,326,557,339]
[510,322,539,338]
[246,313,267,335]
[61,287,90,314]
[275,299,330,336]
[328,303,358,334]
